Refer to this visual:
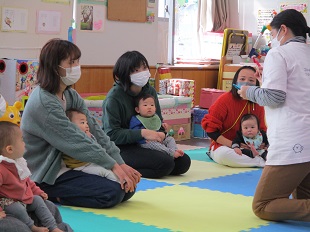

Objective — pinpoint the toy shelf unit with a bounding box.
[217,28,249,91]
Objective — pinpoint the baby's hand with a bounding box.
[249,143,259,157]
[0,210,6,219]
[40,192,48,200]
[162,123,169,132]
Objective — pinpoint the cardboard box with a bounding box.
[199,88,225,109]
[167,123,191,141]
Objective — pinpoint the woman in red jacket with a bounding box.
[201,66,267,167]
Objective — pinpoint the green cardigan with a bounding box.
[21,86,124,185]
[102,83,163,145]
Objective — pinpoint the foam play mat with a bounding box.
[58,147,310,232]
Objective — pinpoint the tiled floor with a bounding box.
[176,137,210,147]
[59,136,310,232]
[176,137,210,151]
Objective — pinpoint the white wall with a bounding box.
[238,0,310,36]
[0,0,72,59]
[1,0,309,65]
[0,0,159,65]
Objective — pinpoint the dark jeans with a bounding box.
[118,144,191,178]
[38,170,135,209]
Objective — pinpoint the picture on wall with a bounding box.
[80,4,105,32]
[36,10,61,34]
[1,7,28,32]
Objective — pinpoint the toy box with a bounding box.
[80,93,106,127]
[199,88,225,109]
[166,79,195,107]
[158,67,172,80]
[159,79,169,95]
[158,95,192,141]
[192,107,208,138]
[167,123,191,141]
[158,95,192,124]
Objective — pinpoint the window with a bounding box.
[158,0,169,18]
[159,0,229,65]
[174,0,199,62]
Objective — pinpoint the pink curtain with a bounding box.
[198,0,229,33]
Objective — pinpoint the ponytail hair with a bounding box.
[270,9,309,39]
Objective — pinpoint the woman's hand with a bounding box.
[237,86,250,100]
[112,163,141,192]
[254,66,263,84]
[141,129,164,143]
[233,147,243,156]
[120,163,141,186]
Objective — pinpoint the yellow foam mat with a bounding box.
[68,185,268,232]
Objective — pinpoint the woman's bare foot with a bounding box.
[31,225,48,232]
[51,228,64,232]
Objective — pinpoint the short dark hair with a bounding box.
[66,108,85,121]
[37,38,81,94]
[0,121,19,151]
[240,113,260,129]
[134,93,155,107]
[270,9,310,39]
[230,66,258,99]
[113,51,150,92]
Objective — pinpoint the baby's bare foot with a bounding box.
[176,150,184,156]
[31,225,48,232]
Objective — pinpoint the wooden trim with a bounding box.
[74,65,219,106]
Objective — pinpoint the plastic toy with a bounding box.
[0,101,22,126]
[168,129,175,137]
[249,10,277,59]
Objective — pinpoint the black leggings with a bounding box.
[118,144,191,178]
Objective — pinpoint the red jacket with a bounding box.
[201,92,267,150]
[0,160,44,207]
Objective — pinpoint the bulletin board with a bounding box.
[107,0,147,22]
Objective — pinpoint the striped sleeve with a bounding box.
[246,86,286,107]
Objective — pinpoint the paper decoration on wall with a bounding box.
[36,11,61,34]
[80,4,105,32]
[147,11,155,23]
[257,9,275,35]
[1,7,28,32]
[280,3,307,13]
[41,0,70,4]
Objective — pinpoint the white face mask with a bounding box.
[0,95,6,117]
[130,70,150,87]
[59,65,81,86]
[271,28,284,48]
